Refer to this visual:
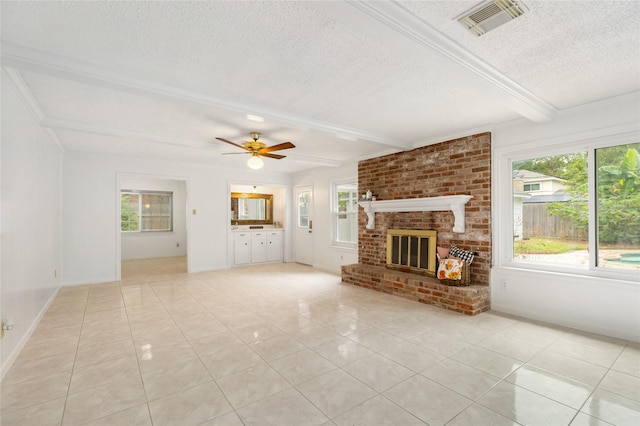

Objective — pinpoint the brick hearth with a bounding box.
[342,264,490,316]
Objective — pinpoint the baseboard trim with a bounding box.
[1,286,61,379]
[491,303,640,343]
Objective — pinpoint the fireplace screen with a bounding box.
[386,229,437,276]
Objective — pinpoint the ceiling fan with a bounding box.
[216,132,295,169]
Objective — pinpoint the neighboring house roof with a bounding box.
[512,169,567,182]
[513,190,532,199]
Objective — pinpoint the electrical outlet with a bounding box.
[501,280,507,291]
[3,317,14,331]
[54,269,57,278]
[176,242,180,248]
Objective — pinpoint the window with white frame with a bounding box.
[332,181,358,246]
[523,182,541,191]
[121,190,173,232]
[510,141,639,273]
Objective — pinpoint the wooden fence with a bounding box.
[523,203,588,241]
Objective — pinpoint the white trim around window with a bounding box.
[494,125,639,283]
[330,178,358,249]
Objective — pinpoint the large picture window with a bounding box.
[332,181,358,246]
[511,142,639,272]
[121,190,173,232]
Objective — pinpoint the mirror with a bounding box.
[230,192,273,225]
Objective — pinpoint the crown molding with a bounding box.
[3,67,66,153]
[352,1,558,121]
[556,90,640,116]
[413,124,497,149]
[39,117,344,168]
[1,42,408,150]
[39,117,216,150]
[313,1,557,123]
[285,154,342,167]
[495,122,640,159]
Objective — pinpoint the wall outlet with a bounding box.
[176,242,180,248]
[2,317,14,332]
[54,269,57,278]
[501,280,507,291]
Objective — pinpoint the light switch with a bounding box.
[192,209,197,215]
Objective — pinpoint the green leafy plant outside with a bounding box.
[528,145,640,245]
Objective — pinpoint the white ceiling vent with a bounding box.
[456,0,528,36]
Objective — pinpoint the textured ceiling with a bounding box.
[2,1,639,173]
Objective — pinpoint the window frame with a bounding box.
[496,129,639,282]
[121,190,173,233]
[330,178,358,249]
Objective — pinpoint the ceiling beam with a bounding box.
[1,42,410,151]
[39,117,215,150]
[3,67,66,153]
[310,0,557,123]
[39,116,345,168]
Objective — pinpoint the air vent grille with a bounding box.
[457,0,527,36]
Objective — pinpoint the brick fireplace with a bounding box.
[341,133,491,315]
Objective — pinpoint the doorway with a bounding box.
[294,185,313,265]
[117,175,189,279]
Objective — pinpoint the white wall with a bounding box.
[120,177,188,260]
[1,71,63,376]
[491,94,640,341]
[63,154,291,284]
[293,162,359,273]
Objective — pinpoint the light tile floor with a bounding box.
[2,257,639,425]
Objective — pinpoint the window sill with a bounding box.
[331,242,357,251]
[500,259,640,285]
[122,231,174,236]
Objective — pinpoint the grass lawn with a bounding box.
[515,237,588,255]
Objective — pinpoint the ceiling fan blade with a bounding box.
[259,142,295,154]
[216,137,250,151]
[261,153,286,160]
[221,152,250,155]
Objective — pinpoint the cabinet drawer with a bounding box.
[267,231,282,237]
[234,232,251,239]
[252,231,266,238]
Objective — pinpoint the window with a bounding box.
[298,191,310,228]
[332,181,358,246]
[596,144,640,269]
[523,182,541,191]
[121,190,172,232]
[511,142,639,273]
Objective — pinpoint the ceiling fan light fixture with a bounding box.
[247,153,264,170]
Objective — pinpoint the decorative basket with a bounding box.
[438,260,471,286]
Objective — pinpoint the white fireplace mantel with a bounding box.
[358,195,473,233]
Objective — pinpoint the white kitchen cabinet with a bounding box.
[266,230,283,262]
[251,231,267,263]
[233,231,251,265]
[233,229,283,265]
